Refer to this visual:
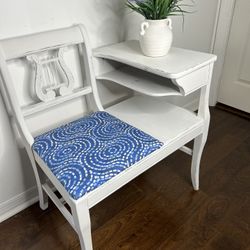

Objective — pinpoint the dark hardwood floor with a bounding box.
[0,108,249,250]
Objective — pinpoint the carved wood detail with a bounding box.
[27,48,74,102]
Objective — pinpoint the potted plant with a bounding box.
[126,0,192,57]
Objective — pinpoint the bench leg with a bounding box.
[27,148,48,210]
[191,132,207,191]
[72,202,93,250]
[192,64,213,190]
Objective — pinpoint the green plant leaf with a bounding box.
[126,0,194,20]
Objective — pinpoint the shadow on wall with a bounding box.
[0,94,36,204]
[92,0,125,46]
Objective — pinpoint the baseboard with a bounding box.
[0,186,38,223]
[182,98,199,111]
[216,102,250,120]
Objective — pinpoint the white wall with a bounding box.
[0,0,219,222]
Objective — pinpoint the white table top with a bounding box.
[93,40,217,79]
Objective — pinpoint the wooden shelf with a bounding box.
[106,95,203,144]
[96,66,182,97]
[93,40,217,79]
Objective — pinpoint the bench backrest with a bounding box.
[0,24,103,148]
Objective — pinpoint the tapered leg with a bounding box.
[72,202,93,250]
[191,133,207,190]
[27,148,48,210]
[192,63,213,190]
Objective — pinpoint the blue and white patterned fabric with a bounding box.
[32,112,163,200]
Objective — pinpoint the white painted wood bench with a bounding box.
[0,25,216,250]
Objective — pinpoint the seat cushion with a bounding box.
[32,111,163,200]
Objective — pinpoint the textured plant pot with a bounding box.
[139,18,173,57]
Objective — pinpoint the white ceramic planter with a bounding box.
[139,18,173,57]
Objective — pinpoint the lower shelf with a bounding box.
[106,96,204,144]
[96,65,182,97]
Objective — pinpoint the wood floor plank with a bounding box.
[156,136,250,250]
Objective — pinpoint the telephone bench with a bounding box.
[0,25,216,250]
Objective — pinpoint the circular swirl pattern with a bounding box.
[32,111,163,200]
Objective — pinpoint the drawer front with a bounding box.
[173,65,210,96]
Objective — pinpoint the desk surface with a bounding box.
[93,40,217,79]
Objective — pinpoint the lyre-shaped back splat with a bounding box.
[27,48,74,102]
